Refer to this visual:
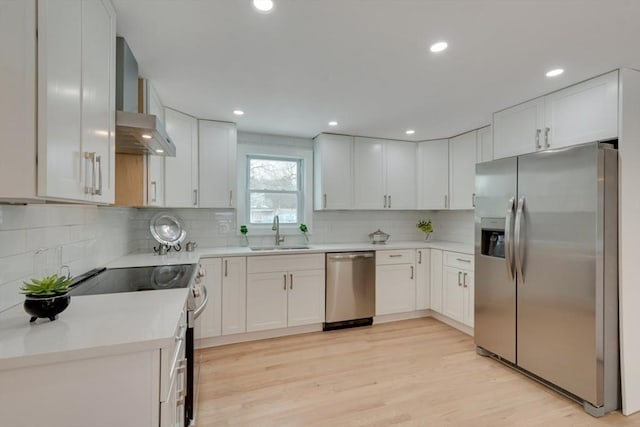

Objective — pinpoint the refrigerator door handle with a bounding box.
[505,197,516,281]
[514,196,525,284]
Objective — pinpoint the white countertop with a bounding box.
[106,240,473,268]
[0,289,189,371]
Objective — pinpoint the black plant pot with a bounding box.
[24,293,70,322]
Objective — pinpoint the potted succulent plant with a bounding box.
[417,219,434,240]
[21,273,73,323]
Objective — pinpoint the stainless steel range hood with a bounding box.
[115,37,175,157]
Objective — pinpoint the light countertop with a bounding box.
[0,289,189,371]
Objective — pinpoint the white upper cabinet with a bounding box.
[544,71,618,150]
[476,126,492,163]
[354,137,416,210]
[493,98,545,160]
[164,108,199,207]
[313,134,354,210]
[417,139,449,210]
[449,131,476,210]
[37,0,115,203]
[144,81,165,207]
[493,71,619,160]
[198,120,237,208]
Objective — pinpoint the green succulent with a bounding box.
[417,219,434,234]
[240,225,248,235]
[21,274,73,296]
[299,224,308,233]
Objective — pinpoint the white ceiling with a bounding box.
[113,0,640,141]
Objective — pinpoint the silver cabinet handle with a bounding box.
[388,195,392,209]
[95,155,102,196]
[458,271,462,286]
[224,259,228,277]
[418,250,422,264]
[193,189,198,206]
[229,190,233,207]
[384,195,387,208]
[283,273,287,291]
[83,152,93,194]
[505,197,515,282]
[290,273,293,290]
[535,128,542,150]
[151,181,157,202]
[323,193,327,209]
[544,127,550,148]
[91,152,97,195]
[444,194,448,209]
[514,197,526,284]
[463,272,468,288]
[410,265,414,280]
[456,258,471,263]
[472,192,475,208]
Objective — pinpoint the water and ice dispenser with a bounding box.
[480,218,506,258]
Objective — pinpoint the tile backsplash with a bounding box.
[0,205,133,312]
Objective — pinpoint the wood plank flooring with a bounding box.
[196,318,640,426]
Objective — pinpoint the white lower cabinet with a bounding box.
[221,257,247,335]
[415,249,431,310]
[246,254,325,332]
[429,249,443,313]
[375,250,416,315]
[441,252,474,327]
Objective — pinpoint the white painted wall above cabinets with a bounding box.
[0,0,116,204]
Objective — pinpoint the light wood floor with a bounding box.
[196,318,640,426]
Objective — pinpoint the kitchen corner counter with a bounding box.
[105,240,473,268]
[0,288,189,371]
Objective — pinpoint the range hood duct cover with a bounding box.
[115,37,175,157]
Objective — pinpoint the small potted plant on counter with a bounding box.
[21,273,73,323]
[417,219,434,241]
[299,223,309,243]
[240,224,249,246]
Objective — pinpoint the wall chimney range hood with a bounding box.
[115,37,175,157]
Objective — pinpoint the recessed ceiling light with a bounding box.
[405,129,416,135]
[546,68,564,77]
[155,149,164,154]
[233,110,245,116]
[142,134,152,139]
[328,121,338,126]
[430,41,448,53]
[253,0,274,13]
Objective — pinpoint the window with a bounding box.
[246,156,302,225]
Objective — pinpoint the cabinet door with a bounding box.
[375,264,416,315]
[429,249,443,313]
[147,155,165,206]
[493,97,545,160]
[354,137,385,209]
[37,0,84,200]
[82,0,116,204]
[313,134,353,210]
[449,131,476,210]
[385,140,416,209]
[198,120,237,208]
[415,249,430,310]
[443,266,465,323]
[417,139,449,210]
[287,269,325,327]
[246,272,288,332]
[544,71,618,150]
[165,108,198,207]
[463,270,474,327]
[476,126,492,163]
[195,258,222,340]
[221,257,246,335]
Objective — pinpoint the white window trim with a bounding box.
[237,142,313,236]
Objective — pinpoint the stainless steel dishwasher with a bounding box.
[324,252,375,331]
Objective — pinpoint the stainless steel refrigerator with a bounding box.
[474,142,619,416]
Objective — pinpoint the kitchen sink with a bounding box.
[250,246,310,251]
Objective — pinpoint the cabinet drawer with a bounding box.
[443,251,474,270]
[376,250,415,265]
[247,253,325,274]
[160,305,187,402]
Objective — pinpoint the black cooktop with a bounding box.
[70,264,197,296]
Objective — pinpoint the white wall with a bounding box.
[0,205,133,312]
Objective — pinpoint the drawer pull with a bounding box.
[389,254,403,258]
[456,258,471,263]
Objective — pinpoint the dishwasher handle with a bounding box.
[327,252,374,260]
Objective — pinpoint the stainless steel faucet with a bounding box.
[272,215,285,246]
